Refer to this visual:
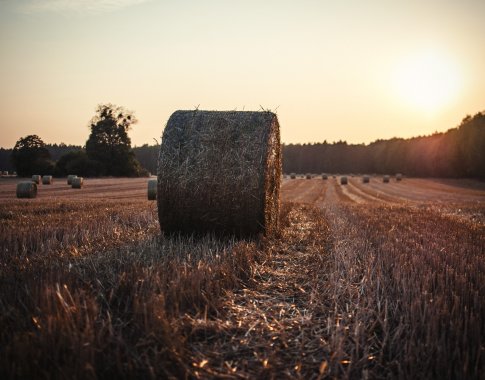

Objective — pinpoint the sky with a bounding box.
[1,0,484,148]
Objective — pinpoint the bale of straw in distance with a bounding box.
[322,174,328,180]
[306,173,312,179]
[147,179,157,200]
[383,175,390,183]
[71,177,84,188]
[290,173,296,179]
[340,176,348,185]
[67,175,77,185]
[32,175,41,184]
[363,175,370,183]
[158,110,281,236]
[42,175,53,185]
[396,173,403,181]
[16,182,37,198]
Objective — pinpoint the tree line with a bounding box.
[284,111,485,178]
[2,109,484,178]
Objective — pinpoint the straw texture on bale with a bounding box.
[157,110,281,236]
[290,173,296,179]
[396,173,403,181]
[42,175,53,185]
[322,174,328,180]
[147,179,157,200]
[67,175,77,185]
[71,177,84,188]
[363,175,370,183]
[16,182,37,198]
[32,175,41,184]
[383,175,390,183]
[340,176,348,185]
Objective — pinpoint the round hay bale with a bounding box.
[290,173,296,179]
[147,179,157,200]
[305,173,312,179]
[71,177,84,188]
[16,182,37,198]
[32,175,41,184]
[396,173,403,181]
[383,175,390,183]
[158,110,281,236]
[42,175,53,185]
[340,176,348,185]
[322,174,328,180]
[67,175,77,185]
[363,175,370,183]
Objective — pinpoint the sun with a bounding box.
[393,51,462,114]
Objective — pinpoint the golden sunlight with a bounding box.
[393,51,462,114]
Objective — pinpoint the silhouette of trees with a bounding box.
[11,135,54,176]
[86,103,146,176]
[282,111,485,178]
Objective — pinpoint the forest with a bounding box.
[1,111,484,178]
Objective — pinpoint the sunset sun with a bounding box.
[393,51,462,114]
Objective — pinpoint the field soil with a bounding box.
[0,176,484,379]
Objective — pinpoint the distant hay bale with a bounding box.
[16,182,37,198]
[396,173,403,181]
[2,171,8,176]
[158,110,281,236]
[147,179,157,200]
[306,173,312,179]
[383,175,390,183]
[42,175,53,185]
[67,175,77,185]
[363,175,370,183]
[71,177,84,188]
[340,176,348,185]
[322,174,328,180]
[290,173,296,179]
[31,175,41,184]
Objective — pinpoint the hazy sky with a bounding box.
[1,0,484,148]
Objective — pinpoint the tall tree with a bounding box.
[11,135,54,176]
[86,103,145,176]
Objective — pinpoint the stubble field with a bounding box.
[1,176,484,379]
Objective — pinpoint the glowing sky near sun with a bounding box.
[0,0,484,148]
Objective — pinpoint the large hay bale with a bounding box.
[147,179,157,200]
[363,175,370,183]
[322,174,328,180]
[158,110,281,236]
[42,175,53,185]
[290,173,296,179]
[71,177,84,188]
[340,176,348,185]
[32,175,41,184]
[383,175,390,183]
[67,175,77,185]
[16,182,37,198]
[396,173,403,181]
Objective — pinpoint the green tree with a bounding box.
[85,103,145,176]
[11,135,54,176]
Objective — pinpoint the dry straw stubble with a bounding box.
[16,182,37,198]
[157,110,281,236]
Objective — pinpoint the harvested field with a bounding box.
[0,176,484,379]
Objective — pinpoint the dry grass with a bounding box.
[0,177,484,379]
